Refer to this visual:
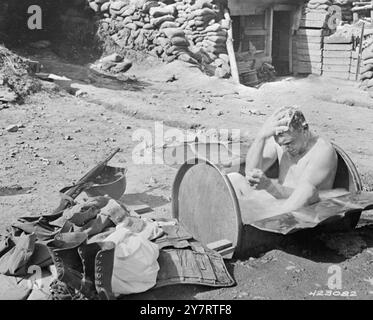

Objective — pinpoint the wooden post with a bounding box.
[224,9,240,84]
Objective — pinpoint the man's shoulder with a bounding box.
[310,136,338,163]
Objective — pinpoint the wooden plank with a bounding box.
[297,61,322,69]
[295,35,323,44]
[296,48,323,56]
[323,57,352,65]
[303,12,329,21]
[296,41,323,50]
[207,239,233,251]
[323,50,353,58]
[295,54,323,63]
[324,43,354,51]
[297,28,325,37]
[323,64,351,72]
[300,19,327,28]
[295,65,322,74]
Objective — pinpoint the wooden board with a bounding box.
[323,64,351,72]
[295,35,323,44]
[303,12,329,21]
[296,48,323,56]
[295,66,322,75]
[324,43,354,51]
[296,41,323,50]
[300,19,327,28]
[295,54,323,63]
[323,57,351,65]
[297,61,323,69]
[297,29,327,37]
[323,50,353,58]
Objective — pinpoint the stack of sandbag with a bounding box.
[322,26,357,80]
[359,35,373,96]
[293,0,332,75]
[85,0,231,78]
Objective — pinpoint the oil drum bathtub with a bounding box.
[172,143,373,258]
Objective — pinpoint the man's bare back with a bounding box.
[228,107,340,223]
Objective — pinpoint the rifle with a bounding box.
[53,147,121,214]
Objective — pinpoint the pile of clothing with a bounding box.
[0,194,235,300]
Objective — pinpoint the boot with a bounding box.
[47,232,96,298]
[78,241,116,300]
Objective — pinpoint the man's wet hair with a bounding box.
[279,107,309,132]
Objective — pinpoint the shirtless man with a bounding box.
[228,107,339,222]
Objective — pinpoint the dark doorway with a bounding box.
[272,11,292,76]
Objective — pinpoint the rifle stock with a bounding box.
[53,148,121,214]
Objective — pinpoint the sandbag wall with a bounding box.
[359,35,373,98]
[293,0,332,75]
[86,0,231,78]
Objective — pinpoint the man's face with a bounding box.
[275,130,306,157]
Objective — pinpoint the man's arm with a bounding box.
[245,137,277,175]
[279,142,338,213]
[245,109,290,174]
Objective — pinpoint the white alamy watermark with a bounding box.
[309,265,357,298]
[131,122,242,166]
[27,5,42,30]
[327,5,342,30]
[27,265,43,290]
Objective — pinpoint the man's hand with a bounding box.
[258,107,291,139]
[246,169,271,190]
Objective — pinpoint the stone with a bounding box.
[6,125,19,133]
[215,65,230,78]
[100,53,124,63]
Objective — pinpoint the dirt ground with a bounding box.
[1,48,373,300]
